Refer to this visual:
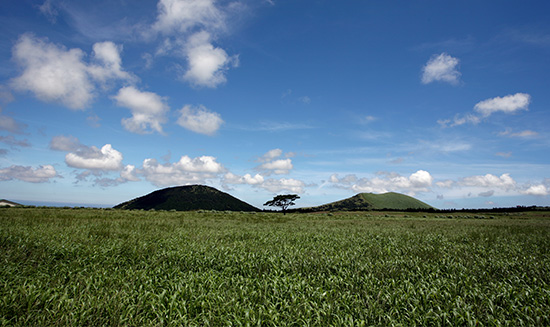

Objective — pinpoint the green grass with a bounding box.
[1,208,549,326]
[359,192,434,210]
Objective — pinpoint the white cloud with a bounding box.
[521,185,548,196]
[223,172,264,185]
[330,170,433,195]
[329,174,357,185]
[183,31,238,88]
[409,170,433,188]
[65,144,123,171]
[11,34,133,110]
[152,0,225,34]
[521,184,550,196]
[255,149,295,175]
[112,86,169,134]
[141,155,224,187]
[88,42,135,84]
[437,113,481,127]
[0,164,59,183]
[260,178,305,194]
[120,165,140,182]
[259,149,283,162]
[474,93,530,117]
[421,53,461,85]
[439,93,531,127]
[258,159,293,175]
[150,0,238,88]
[177,104,224,135]
[11,34,93,109]
[459,173,516,190]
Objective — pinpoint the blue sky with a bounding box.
[1,0,549,209]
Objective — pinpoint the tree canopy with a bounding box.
[263,194,300,214]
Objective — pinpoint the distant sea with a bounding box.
[12,199,113,208]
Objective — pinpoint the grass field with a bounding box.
[1,208,549,326]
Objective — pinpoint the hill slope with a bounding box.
[114,185,260,212]
[308,192,435,211]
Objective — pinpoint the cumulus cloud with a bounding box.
[0,164,59,183]
[183,31,238,88]
[421,53,461,85]
[260,178,306,194]
[50,135,133,186]
[112,86,169,134]
[11,34,133,110]
[150,0,238,88]
[88,42,135,84]
[409,170,434,188]
[11,34,93,109]
[255,149,295,175]
[51,136,123,171]
[141,155,225,187]
[177,104,224,135]
[258,159,293,175]
[120,164,141,182]
[521,184,548,196]
[439,93,531,127]
[474,93,531,117]
[330,170,433,195]
[223,172,264,185]
[259,149,283,162]
[65,144,123,171]
[459,173,516,190]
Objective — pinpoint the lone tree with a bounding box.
[263,194,300,215]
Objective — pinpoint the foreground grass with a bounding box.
[1,208,549,326]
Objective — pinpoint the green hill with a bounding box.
[307,192,435,211]
[114,185,260,212]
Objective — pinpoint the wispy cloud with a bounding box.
[495,152,512,158]
[240,121,315,132]
[498,129,538,138]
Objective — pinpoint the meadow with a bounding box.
[1,208,549,326]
